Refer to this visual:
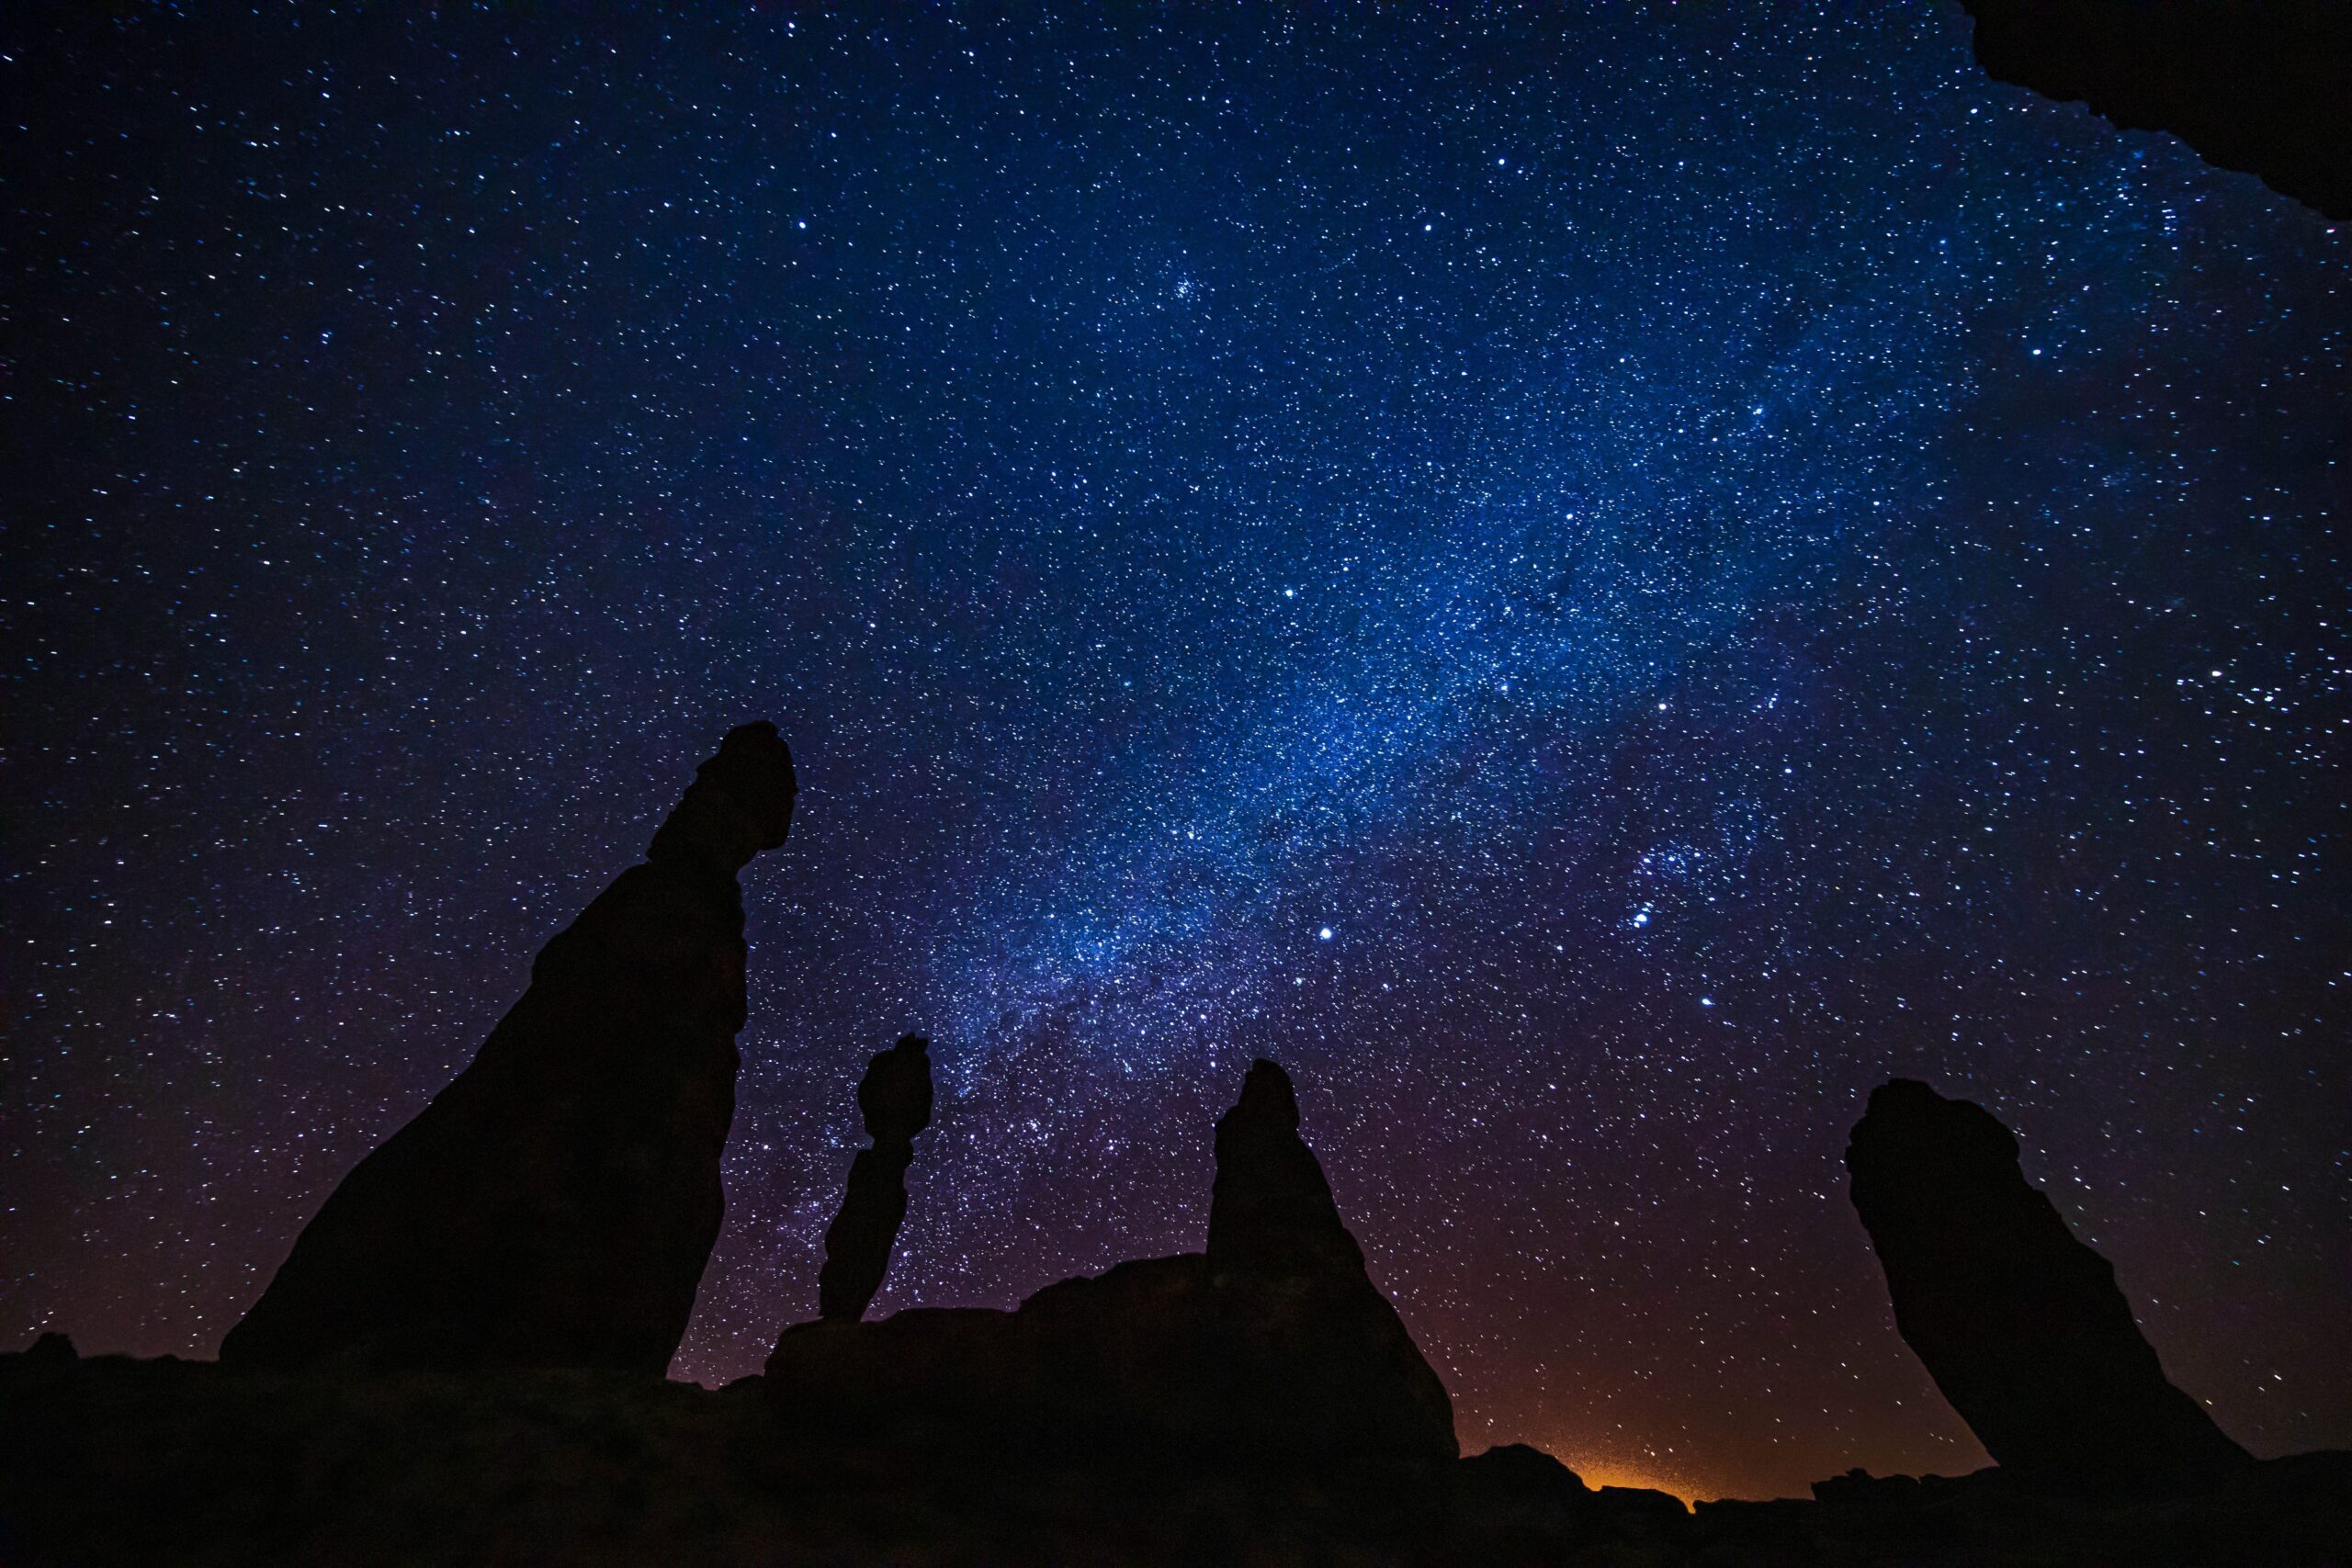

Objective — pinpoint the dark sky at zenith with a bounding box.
[5,5,2346,1502]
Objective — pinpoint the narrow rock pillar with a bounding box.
[817,1034,933,1322]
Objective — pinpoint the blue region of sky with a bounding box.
[3,4,2345,1499]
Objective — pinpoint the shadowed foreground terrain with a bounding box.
[5,1331,2348,1566]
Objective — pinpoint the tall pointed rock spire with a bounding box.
[1207,1058,1366,1282]
[223,722,796,1373]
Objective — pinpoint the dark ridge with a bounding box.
[1961,0,2350,220]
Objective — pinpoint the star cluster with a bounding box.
[5,6,2346,1499]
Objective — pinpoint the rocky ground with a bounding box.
[5,1340,2346,1567]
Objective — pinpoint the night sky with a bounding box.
[6,5,2346,1502]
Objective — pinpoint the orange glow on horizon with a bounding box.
[1521,1446,1698,1506]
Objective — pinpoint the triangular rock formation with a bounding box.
[1207,1057,1365,1282]
[1846,1079,2252,1494]
[765,1058,1455,1461]
[222,722,797,1373]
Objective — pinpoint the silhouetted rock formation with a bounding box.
[221,722,796,1374]
[766,1057,1456,1462]
[817,1033,933,1322]
[1452,1444,1690,1558]
[22,1332,75,1371]
[1962,0,2350,220]
[1846,1078,2253,1495]
[12,1067,2352,1565]
[1207,1056,1364,1280]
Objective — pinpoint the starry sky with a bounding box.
[5,4,2346,1502]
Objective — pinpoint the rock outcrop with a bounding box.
[1452,1443,1690,1555]
[817,1033,933,1322]
[1207,1057,1365,1281]
[221,722,797,1373]
[1846,1078,2253,1494]
[1962,0,2350,221]
[766,1057,1456,1462]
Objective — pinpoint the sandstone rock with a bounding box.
[1846,1078,2252,1493]
[766,1057,1456,1462]
[221,723,796,1373]
[1207,1056,1365,1282]
[817,1033,933,1322]
[1962,0,2349,221]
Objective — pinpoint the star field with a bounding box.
[4,6,2346,1500]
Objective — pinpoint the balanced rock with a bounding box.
[767,1057,1455,1462]
[817,1033,933,1322]
[222,723,797,1372]
[1846,1079,2252,1493]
